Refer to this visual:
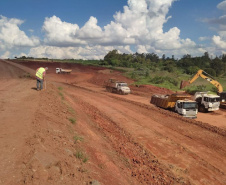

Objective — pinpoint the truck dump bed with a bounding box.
[151,94,191,109]
[105,78,127,88]
[105,78,117,88]
[61,69,72,73]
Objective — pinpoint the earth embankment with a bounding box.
[0,59,226,185]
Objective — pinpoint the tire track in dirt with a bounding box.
[65,92,180,185]
[64,82,226,137]
[3,60,226,184]
[63,83,226,185]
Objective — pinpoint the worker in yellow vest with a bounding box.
[35,67,48,91]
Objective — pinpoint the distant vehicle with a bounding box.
[180,69,226,109]
[105,78,131,95]
[150,93,198,118]
[56,68,72,74]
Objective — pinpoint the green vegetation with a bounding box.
[58,92,64,100]
[99,50,226,92]
[17,50,226,92]
[74,150,89,163]
[57,86,65,100]
[58,86,63,91]
[69,117,76,124]
[73,134,83,143]
[68,107,75,115]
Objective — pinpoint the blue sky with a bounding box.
[0,0,226,59]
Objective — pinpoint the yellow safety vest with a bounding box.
[36,67,45,79]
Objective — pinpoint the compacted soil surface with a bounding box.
[0,59,226,185]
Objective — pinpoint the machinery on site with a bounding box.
[105,78,131,95]
[56,68,72,74]
[180,69,226,109]
[193,92,220,112]
[150,94,198,118]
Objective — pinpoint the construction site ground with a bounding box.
[0,59,225,185]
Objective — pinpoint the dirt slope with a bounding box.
[0,59,226,185]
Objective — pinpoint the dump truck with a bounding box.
[193,92,220,112]
[150,94,198,118]
[105,78,131,95]
[56,68,72,74]
[180,69,226,109]
[219,93,226,109]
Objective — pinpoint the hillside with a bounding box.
[0,59,226,185]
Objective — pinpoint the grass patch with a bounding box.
[69,117,76,124]
[58,86,63,91]
[58,92,64,100]
[68,107,75,115]
[74,150,89,163]
[58,86,65,100]
[73,134,83,143]
[19,73,31,79]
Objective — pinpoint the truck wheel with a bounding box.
[198,105,206,113]
[119,90,123,95]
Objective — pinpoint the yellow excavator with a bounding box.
[180,69,226,109]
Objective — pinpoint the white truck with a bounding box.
[105,78,131,95]
[151,94,198,119]
[175,99,198,118]
[194,92,220,112]
[56,68,72,74]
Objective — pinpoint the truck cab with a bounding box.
[105,79,131,95]
[194,92,220,112]
[175,100,198,118]
[56,68,61,73]
[116,82,131,95]
[219,92,226,108]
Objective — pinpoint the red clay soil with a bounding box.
[0,59,226,185]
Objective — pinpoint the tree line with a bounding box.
[100,50,226,77]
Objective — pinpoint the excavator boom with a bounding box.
[180,70,223,93]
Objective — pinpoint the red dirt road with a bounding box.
[0,59,226,185]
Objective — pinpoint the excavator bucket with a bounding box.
[180,80,190,89]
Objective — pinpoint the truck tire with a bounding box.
[119,90,123,95]
[110,87,113,93]
[198,105,206,113]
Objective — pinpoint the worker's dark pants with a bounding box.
[37,78,43,90]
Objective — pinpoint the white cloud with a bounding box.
[1,51,10,59]
[199,36,210,41]
[0,15,40,48]
[40,0,201,59]
[217,1,226,11]
[42,15,85,46]
[28,45,132,60]
[1,0,216,59]
[77,16,103,40]
[212,35,226,49]
[209,1,226,55]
